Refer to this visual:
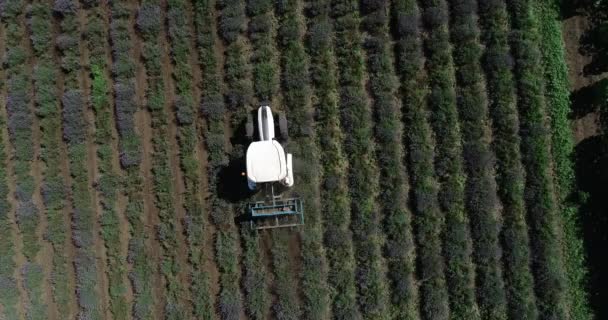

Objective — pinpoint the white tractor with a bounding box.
[245,105,303,229]
[246,105,294,190]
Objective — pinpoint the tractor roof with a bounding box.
[246,140,287,183]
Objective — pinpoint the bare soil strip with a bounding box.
[98,0,135,312]
[159,0,193,312]
[0,23,7,319]
[127,4,164,317]
[30,53,58,320]
[24,8,57,318]
[10,7,49,318]
[0,37,27,318]
[183,0,215,313]
[76,7,112,318]
[562,15,604,142]
[201,8,226,303]
[3,118,28,320]
[46,9,79,317]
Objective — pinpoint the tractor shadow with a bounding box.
[575,135,608,319]
[216,110,257,205]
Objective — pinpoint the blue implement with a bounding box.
[248,197,304,230]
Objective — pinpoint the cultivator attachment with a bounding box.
[248,196,304,230]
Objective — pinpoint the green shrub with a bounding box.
[331,0,389,317]
[5,6,47,319]
[196,0,242,318]
[393,0,448,319]
[108,2,153,318]
[0,115,19,320]
[276,0,328,318]
[535,2,592,319]
[508,0,568,317]
[477,1,538,318]
[362,1,418,318]
[306,0,358,318]
[449,0,509,318]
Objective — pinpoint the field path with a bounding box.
[77,7,112,318]
[0,39,27,318]
[100,1,134,312]
[27,11,59,320]
[127,4,166,316]
[2,119,28,320]
[50,11,79,317]
[159,0,192,311]
[27,33,57,317]
[182,0,219,314]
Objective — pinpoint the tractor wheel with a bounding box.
[246,113,254,139]
[279,112,289,140]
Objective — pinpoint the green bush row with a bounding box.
[270,231,301,320]
[29,2,72,315]
[507,0,568,318]
[0,115,18,320]
[362,1,418,319]
[249,0,300,318]
[276,0,328,318]
[169,0,215,316]
[248,0,279,101]
[420,1,488,318]
[305,0,359,318]
[109,2,154,319]
[449,0,511,318]
[56,3,101,318]
[166,0,210,316]
[3,2,47,319]
[241,227,270,320]
[221,0,272,318]
[392,0,449,319]
[3,0,38,266]
[477,1,538,318]
[331,0,388,318]
[197,0,243,318]
[86,3,129,318]
[535,2,592,319]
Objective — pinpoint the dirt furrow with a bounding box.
[76,7,111,318]
[0,27,27,317]
[0,22,7,319]
[183,0,216,313]
[159,1,191,312]
[98,0,135,312]
[127,3,164,317]
[22,4,56,317]
[200,7,225,304]
[52,29,79,320]
[30,55,58,320]
[2,115,27,320]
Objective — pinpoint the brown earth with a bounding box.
[0,31,27,318]
[153,0,194,314]
[127,2,166,318]
[158,0,193,313]
[5,127,28,320]
[184,0,221,310]
[98,0,135,313]
[53,26,79,320]
[562,15,606,143]
[0,22,4,319]
[76,7,112,318]
[259,232,275,320]
[21,7,59,318]
[201,8,227,304]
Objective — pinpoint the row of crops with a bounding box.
[0,0,591,319]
